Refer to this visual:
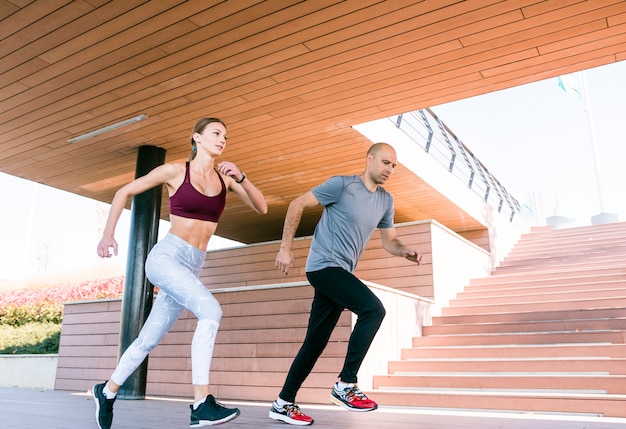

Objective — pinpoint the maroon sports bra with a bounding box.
[169,162,226,222]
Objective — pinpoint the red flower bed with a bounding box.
[0,277,124,326]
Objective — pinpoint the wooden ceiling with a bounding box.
[2,1,625,243]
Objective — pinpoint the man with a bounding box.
[270,143,423,426]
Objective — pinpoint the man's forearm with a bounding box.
[280,201,304,250]
[383,237,407,257]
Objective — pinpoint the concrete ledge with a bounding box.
[0,354,57,389]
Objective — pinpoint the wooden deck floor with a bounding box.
[2,387,626,429]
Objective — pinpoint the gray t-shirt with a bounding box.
[305,175,395,274]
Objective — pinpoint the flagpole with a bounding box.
[580,71,607,213]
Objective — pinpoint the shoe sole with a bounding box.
[190,409,240,427]
[329,394,378,412]
[269,410,314,426]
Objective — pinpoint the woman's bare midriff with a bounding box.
[168,214,218,251]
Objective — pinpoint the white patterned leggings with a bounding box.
[111,233,222,386]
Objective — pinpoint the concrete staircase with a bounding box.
[371,222,626,417]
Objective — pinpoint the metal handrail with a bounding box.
[392,108,521,222]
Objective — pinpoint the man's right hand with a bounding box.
[275,248,294,275]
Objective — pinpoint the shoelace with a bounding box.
[285,404,306,417]
[345,385,368,401]
[208,398,229,411]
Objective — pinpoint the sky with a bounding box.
[430,60,626,227]
[0,177,106,283]
[1,60,625,284]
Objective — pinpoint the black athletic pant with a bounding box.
[279,267,386,402]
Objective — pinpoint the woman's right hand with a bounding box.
[97,236,118,258]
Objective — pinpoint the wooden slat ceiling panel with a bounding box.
[1,1,625,243]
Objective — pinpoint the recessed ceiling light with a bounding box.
[67,114,148,143]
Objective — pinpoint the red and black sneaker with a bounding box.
[269,401,314,426]
[329,383,378,412]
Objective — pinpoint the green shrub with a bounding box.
[0,303,62,326]
[0,322,61,354]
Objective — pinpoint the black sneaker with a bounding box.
[269,401,314,426]
[93,382,116,429]
[190,395,240,427]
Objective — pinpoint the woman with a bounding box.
[93,117,268,429]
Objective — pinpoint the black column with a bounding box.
[117,145,166,400]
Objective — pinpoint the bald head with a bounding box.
[367,142,395,158]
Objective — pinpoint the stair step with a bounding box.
[508,234,626,245]
[505,250,626,263]
[502,251,626,261]
[495,253,626,270]
[387,358,626,374]
[469,267,626,286]
[412,330,626,346]
[373,373,626,394]
[433,307,626,325]
[368,389,626,417]
[467,278,626,291]
[450,289,626,307]
[401,344,626,359]
[506,240,626,255]
[441,297,626,315]
[521,224,626,236]
[508,243,626,255]
[515,226,626,243]
[457,281,626,299]
[423,318,626,336]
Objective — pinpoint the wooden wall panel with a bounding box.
[202,221,438,297]
[207,221,487,295]
[55,299,121,392]
[55,285,352,402]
